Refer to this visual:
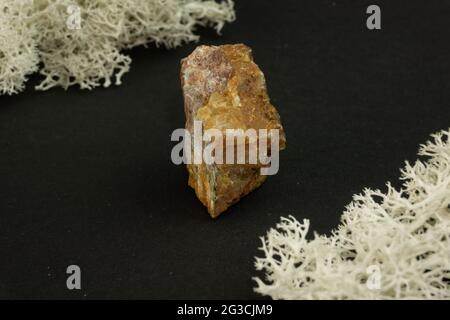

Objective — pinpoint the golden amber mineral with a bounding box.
[180,44,286,218]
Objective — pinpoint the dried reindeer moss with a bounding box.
[0,0,235,95]
[0,1,39,95]
[254,129,450,299]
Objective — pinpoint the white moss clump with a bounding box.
[254,129,450,299]
[0,1,39,95]
[0,0,235,95]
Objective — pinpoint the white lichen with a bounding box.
[0,0,235,95]
[254,129,450,300]
[0,0,39,95]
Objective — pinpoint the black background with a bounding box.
[1,0,449,299]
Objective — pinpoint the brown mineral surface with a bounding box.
[180,44,286,218]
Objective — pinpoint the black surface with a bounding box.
[1,0,449,299]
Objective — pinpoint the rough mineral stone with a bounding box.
[180,44,286,218]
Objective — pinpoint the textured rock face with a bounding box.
[181,44,286,218]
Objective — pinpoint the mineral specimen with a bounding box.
[180,44,286,218]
